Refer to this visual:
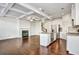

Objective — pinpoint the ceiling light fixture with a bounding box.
[27,15,40,21]
[30,19,33,21]
[39,8,44,12]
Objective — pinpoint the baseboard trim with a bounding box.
[0,37,22,40]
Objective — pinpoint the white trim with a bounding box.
[0,36,21,40]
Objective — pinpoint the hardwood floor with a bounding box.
[0,38,22,55]
[47,38,67,55]
[0,36,73,55]
[0,35,40,55]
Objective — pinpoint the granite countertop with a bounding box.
[67,32,79,36]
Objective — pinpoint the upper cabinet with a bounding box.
[71,3,79,26]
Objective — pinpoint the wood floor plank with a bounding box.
[0,36,72,55]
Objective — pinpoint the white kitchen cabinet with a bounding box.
[71,3,79,25]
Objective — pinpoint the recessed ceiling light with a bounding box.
[30,19,33,21]
[39,8,44,12]
[39,8,42,11]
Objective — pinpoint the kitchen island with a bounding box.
[40,33,51,46]
[67,33,79,55]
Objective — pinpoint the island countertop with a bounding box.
[67,32,79,36]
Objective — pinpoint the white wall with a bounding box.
[30,21,41,36]
[0,17,19,40]
[0,16,31,39]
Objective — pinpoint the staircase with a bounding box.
[41,22,47,33]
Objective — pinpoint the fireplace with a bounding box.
[22,30,29,40]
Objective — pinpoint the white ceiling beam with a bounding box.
[0,3,8,8]
[18,3,51,19]
[0,3,14,16]
[17,11,34,18]
[10,8,26,14]
[9,8,34,19]
[0,5,6,8]
[10,8,34,15]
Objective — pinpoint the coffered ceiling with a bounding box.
[0,3,72,20]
